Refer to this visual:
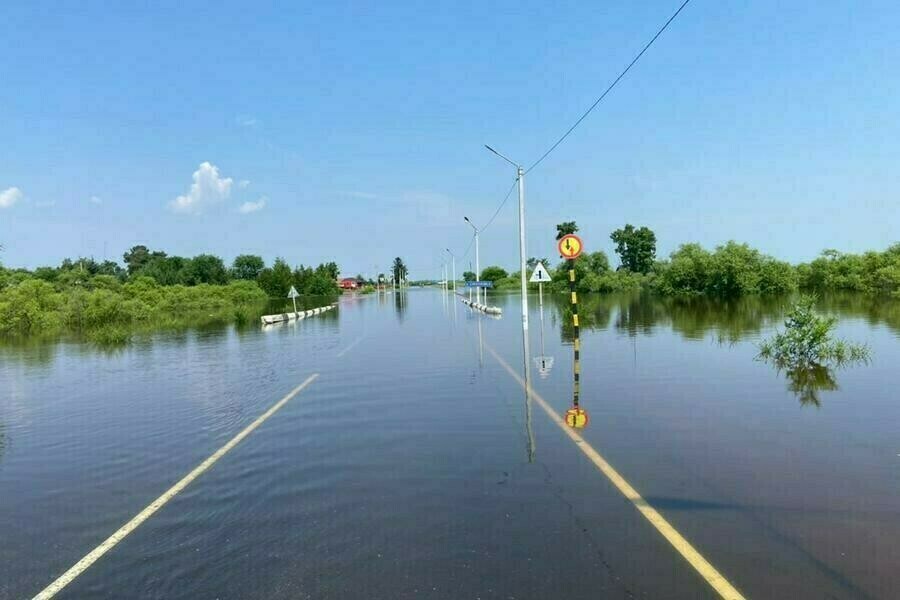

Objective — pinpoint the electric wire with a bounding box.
[525,0,692,174]
[480,178,518,234]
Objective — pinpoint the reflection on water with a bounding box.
[395,290,407,321]
[2,290,900,599]
[550,291,900,343]
[779,364,839,407]
[521,318,537,463]
[543,290,897,407]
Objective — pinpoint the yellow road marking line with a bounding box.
[336,336,365,358]
[33,373,321,600]
[485,345,746,600]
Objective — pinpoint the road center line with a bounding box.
[335,336,365,358]
[32,373,321,600]
[484,344,746,600]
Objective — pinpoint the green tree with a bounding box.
[33,267,59,282]
[183,255,229,285]
[462,271,476,282]
[610,224,657,274]
[556,221,579,240]
[480,266,508,284]
[123,245,166,276]
[232,255,265,280]
[392,257,408,284]
[319,261,340,281]
[141,256,189,286]
[97,260,126,280]
[257,258,294,297]
[527,257,551,271]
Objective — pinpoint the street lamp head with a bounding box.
[484,144,518,168]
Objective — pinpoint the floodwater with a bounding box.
[1,290,898,599]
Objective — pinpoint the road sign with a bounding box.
[465,281,494,288]
[534,355,554,379]
[558,234,583,260]
[287,286,300,299]
[529,262,552,283]
[565,407,589,429]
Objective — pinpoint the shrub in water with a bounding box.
[758,296,870,368]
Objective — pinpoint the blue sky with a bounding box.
[1,1,898,277]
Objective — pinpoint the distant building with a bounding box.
[339,277,359,290]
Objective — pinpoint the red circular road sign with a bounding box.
[565,407,589,429]
[558,234,584,260]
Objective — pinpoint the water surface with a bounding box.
[1,290,898,599]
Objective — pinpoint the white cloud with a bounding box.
[169,162,233,215]
[237,116,257,127]
[238,196,267,214]
[89,195,102,205]
[0,187,23,208]
[238,179,250,189]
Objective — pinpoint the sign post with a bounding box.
[288,285,300,315]
[557,235,588,429]
[530,262,553,375]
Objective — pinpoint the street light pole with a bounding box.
[464,217,481,304]
[516,165,527,330]
[445,248,456,294]
[485,145,529,332]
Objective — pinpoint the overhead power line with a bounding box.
[525,0,692,174]
[480,178,518,234]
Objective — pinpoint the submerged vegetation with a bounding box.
[758,296,870,368]
[0,245,342,339]
[0,277,269,339]
[758,296,870,407]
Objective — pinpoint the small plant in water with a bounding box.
[758,295,870,368]
[759,296,870,406]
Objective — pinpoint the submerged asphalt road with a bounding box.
[2,289,898,599]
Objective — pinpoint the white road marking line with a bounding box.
[32,373,320,600]
[336,336,365,358]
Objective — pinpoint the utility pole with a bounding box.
[485,145,529,333]
[517,165,528,331]
[445,248,456,294]
[464,217,481,304]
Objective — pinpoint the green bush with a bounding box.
[798,245,900,295]
[758,296,869,368]
[0,279,64,334]
[480,266,508,284]
[655,242,797,297]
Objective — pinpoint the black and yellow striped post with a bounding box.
[557,233,588,428]
[565,260,589,429]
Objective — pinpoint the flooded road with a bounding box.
[1,290,899,599]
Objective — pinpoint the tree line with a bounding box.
[470,222,900,298]
[0,245,341,299]
[0,246,344,338]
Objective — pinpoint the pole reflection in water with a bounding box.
[522,323,536,463]
[534,282,554,379]
[395,289,407,322]
[476,312,484,369]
